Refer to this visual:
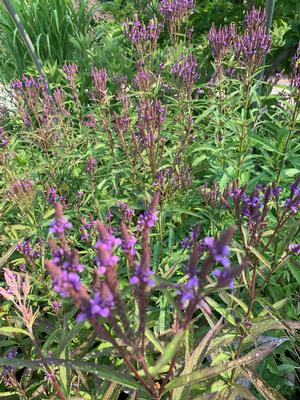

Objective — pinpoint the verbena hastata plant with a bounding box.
[0,1,300,399]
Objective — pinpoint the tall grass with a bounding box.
[0,0,95,80]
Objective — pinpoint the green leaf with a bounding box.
[205,297,236,325]
[242,367,287,400]
[0,327,29,337]
[164,338,288,392]
[0,245,16,268]
[0,358,145,392]
[174,317,223,400]
[192,155,207,167]
[248,246,272,270]
[251,134,283,154]
[145,328,164,355]
[147,329,185,377]
[244,318,300,344]
[281,168,300,178]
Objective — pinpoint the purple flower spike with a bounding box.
[130,264,154,286]
[94,223,122,274]
[124,14,163,57]
[213,269,234,289]
[171,53,199,98]
[207,23,236,63]
[203,236,231,268]
[91,67,108,104]
[234,7,271,72]
[50,216,72,234]
[288,244,300,255]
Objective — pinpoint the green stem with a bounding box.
[237,79,251,180]
[276,96,299,183]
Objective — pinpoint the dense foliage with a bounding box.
[0,1,299,399]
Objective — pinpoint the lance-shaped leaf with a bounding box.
[0,358,145,392]
[144,329,185,377]
[244,318,300,344]
[164,338,288,392]
[174,317,224,400]
[242,367,287,400]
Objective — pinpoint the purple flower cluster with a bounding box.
[76,283,114,321]
[46,187,60,205]
[62,63,78,86]
[234,7,271,72]
[49,228,84,297]
[62,63,79,104]
[137,208,158,230]
[17,241,41,260]
[7,177,34,205]
[124,14,163,57]
[129,264,154,286]
[160,0,195,43]
[199,182,230,209]
[10,75,61,131]
[171,54,199,97]
[52,300,62,312]
[284,178,300,213]
[122,234,137,256]
[91,67,109,104]
[85,156,97,175]
[0,127,9,148]
[53,87,70,116]
[153,163,192,192]
[203,236,231,268]
[83,113,97,129]
[288,244,300,255]
[94,229,121,274]
[178,275,199,306]
[181,235,192,249]
[117,202,135,220]
[243,7,267,31]
[207,23,236,63]
[160,0,195,21]
[132,66,154,92]
[136,98,165,157]
[49,215,72,234]
[177,227,238,309]
[1,348,18,378]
